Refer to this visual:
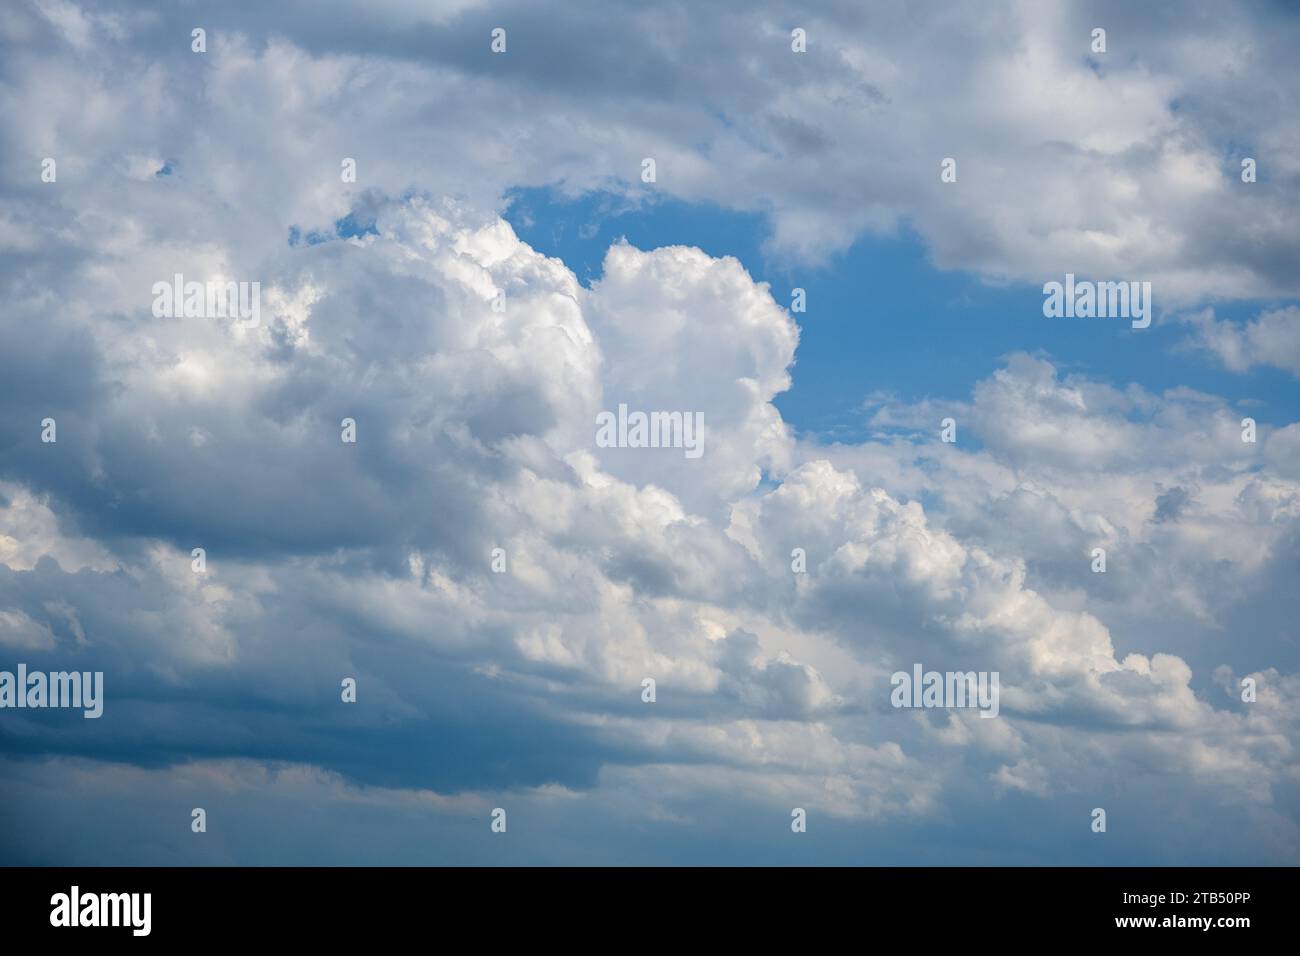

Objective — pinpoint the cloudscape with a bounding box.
[2,0,1299,866]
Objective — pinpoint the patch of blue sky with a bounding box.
[289,213,380,248]
[504,186,1300,442]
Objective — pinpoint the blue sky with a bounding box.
[3,0,1300,866]
[506,187,1300,441]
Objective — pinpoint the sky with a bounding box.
[1,0,1299,865]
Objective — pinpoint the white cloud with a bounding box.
[0,607,57,650]
[1181,306,1300,376]
[2,0,1299,864]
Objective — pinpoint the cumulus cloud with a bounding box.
[4,0,1299,299]
[2,0,1299,864]
[1180,306,1300,376]
[4,193,1296,858]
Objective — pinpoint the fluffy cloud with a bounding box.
[3,191,1296,859]
[5,0,1299,299]
[1181,306,1300,376]
[2,0,1299,864]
